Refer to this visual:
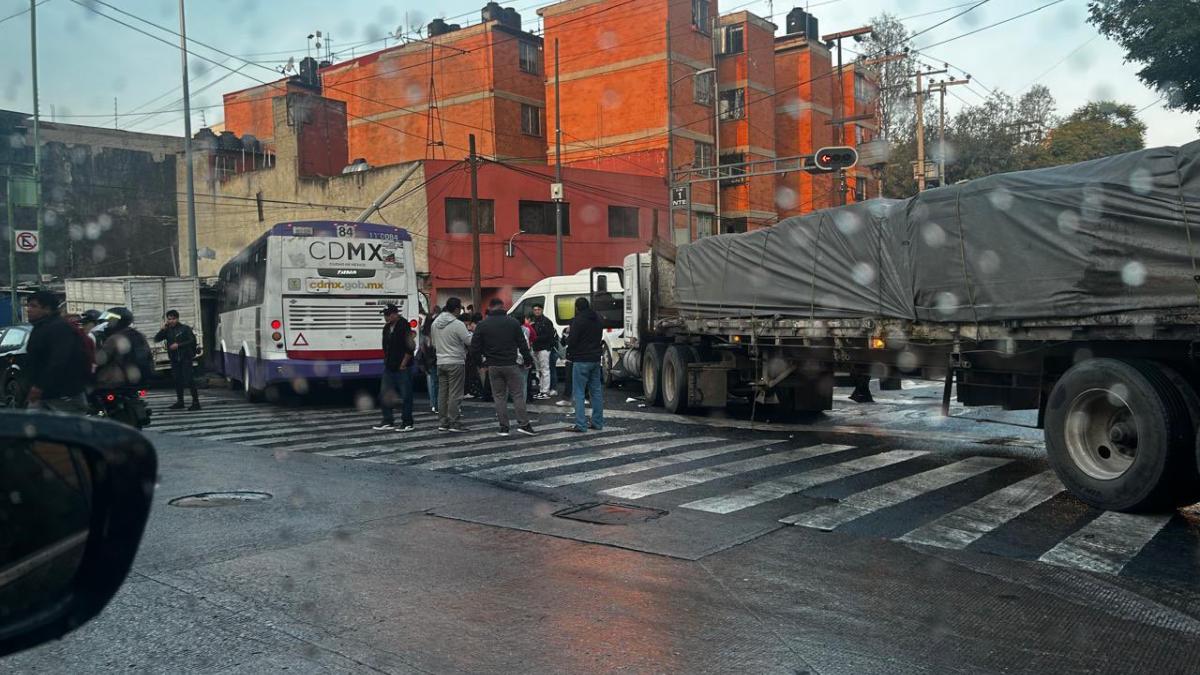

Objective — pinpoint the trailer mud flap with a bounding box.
[688,364,729,408]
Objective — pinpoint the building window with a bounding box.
[719,153,747,185]
[445,197,496,234]
[854,179,868,202]
[695,213,715,238]
[721,25,744,55]
[519,200,570,235]
[693,70,714,105]
[718,88,745,120]
[691,0,710,33]
[693,141,714,168]
[854,73,878,103]
[608,206,639,238]
[519,41,540,75]
[720,217,747,234]
[521,104,542,136]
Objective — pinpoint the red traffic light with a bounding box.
[813,146,858,171]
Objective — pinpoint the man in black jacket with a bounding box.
[469,298,537,436]
[375,303,415,431]
[155,309,201,410]
[24,291,90,413]
[566,297,605,432]
[529,304,556,400]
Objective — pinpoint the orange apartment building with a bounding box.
[221,3,547,167]
[540,1,880,240]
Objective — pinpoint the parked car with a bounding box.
[0,324,31,408]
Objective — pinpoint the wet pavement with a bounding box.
[6,379,1200,673]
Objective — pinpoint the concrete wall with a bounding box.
[0,110,182,281]
[177,96,429,279]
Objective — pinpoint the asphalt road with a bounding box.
[6,378,1200,674]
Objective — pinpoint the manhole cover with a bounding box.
[168,491,273,508]
[553,502,667,525]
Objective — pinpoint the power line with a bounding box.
[0,0,49,27]
[917,0,1070,51]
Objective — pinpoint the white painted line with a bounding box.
[416,430,659,471]
[525,439,779,488]
[468,436,723,480]
[1037,511,1174,575]
[309,424,497,457]
[681,449,928,514]
[780,456,1012,530]
[274,419,462,452]
[898,470,1064,549]
[600,443,854,500]
[202,415,433,442]
[358,430,587,463]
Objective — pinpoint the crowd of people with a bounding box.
[19,290,201,415]
[376,295,607,437]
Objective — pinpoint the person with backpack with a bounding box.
[23,291,92,413]
[154,309,201,411]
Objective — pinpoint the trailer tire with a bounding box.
[1150,363,1200,506]
[1045,358,1191,512]
[662,345,696,414]
[642,344,668,407]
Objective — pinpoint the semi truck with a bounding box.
[596,141,1200,513]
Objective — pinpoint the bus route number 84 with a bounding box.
[336,224,355,238]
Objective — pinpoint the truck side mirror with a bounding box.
[0,413,156,658]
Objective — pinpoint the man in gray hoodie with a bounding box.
[432,297,472,431]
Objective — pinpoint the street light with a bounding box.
[672,66,714,86]
[505,230,527,258]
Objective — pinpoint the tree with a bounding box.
[1037,101,1146,166]
[1088,0,1200,126]
[861,13,919,143]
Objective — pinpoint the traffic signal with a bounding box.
[814,146,858,171]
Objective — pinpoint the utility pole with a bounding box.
[29,0,42,281]
[929,78,970,187]
[179,0,199,278]
[553,39,563,276]
[468,134,482,310]
[665,21,674,243]
[710,16,720,237]
[821,26,871,206]
[910,68,946,192]
[6,171,16,322]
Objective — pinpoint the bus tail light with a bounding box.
[270,319,282,330]
[271,331,282,341]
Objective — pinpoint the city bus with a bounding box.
[215,221,422,400]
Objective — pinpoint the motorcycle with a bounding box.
[91,387,152,429]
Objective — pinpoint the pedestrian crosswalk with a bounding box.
[143,391,1192,579]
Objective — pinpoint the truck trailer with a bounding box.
[65,276,203,371]
[599,141,1200,513]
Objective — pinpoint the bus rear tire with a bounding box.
[642,344,668,407]
[1044,358,1190,512]
[242,355,264,403]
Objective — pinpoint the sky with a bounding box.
[0,0,1196,147]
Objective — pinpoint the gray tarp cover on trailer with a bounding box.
[675,140,1200,323]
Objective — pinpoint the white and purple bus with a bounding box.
[215,221,422,399]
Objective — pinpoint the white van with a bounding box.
[509,268,626,384]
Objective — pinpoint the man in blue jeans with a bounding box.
[374,303,416,431]
[565,297,604,432]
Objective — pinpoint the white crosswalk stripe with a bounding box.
[466,436,723,480]
[600,444,854,500]
[524,440,780,488]
[204,414,438,442]
[1037,511,1174,575]
[780,456,1012,530]
[359,430,594,464]
[418,431,660,471]
[316,424,496,458]
[898,470,1064,549]
[681,449,927,514]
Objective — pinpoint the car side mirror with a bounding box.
[0,412,156,658]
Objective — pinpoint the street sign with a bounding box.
[14,230,39,253]
[671,186,689,207]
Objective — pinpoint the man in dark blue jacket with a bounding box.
[565,297,605,432]
[375,303,415,431]
[155,309,201,410]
